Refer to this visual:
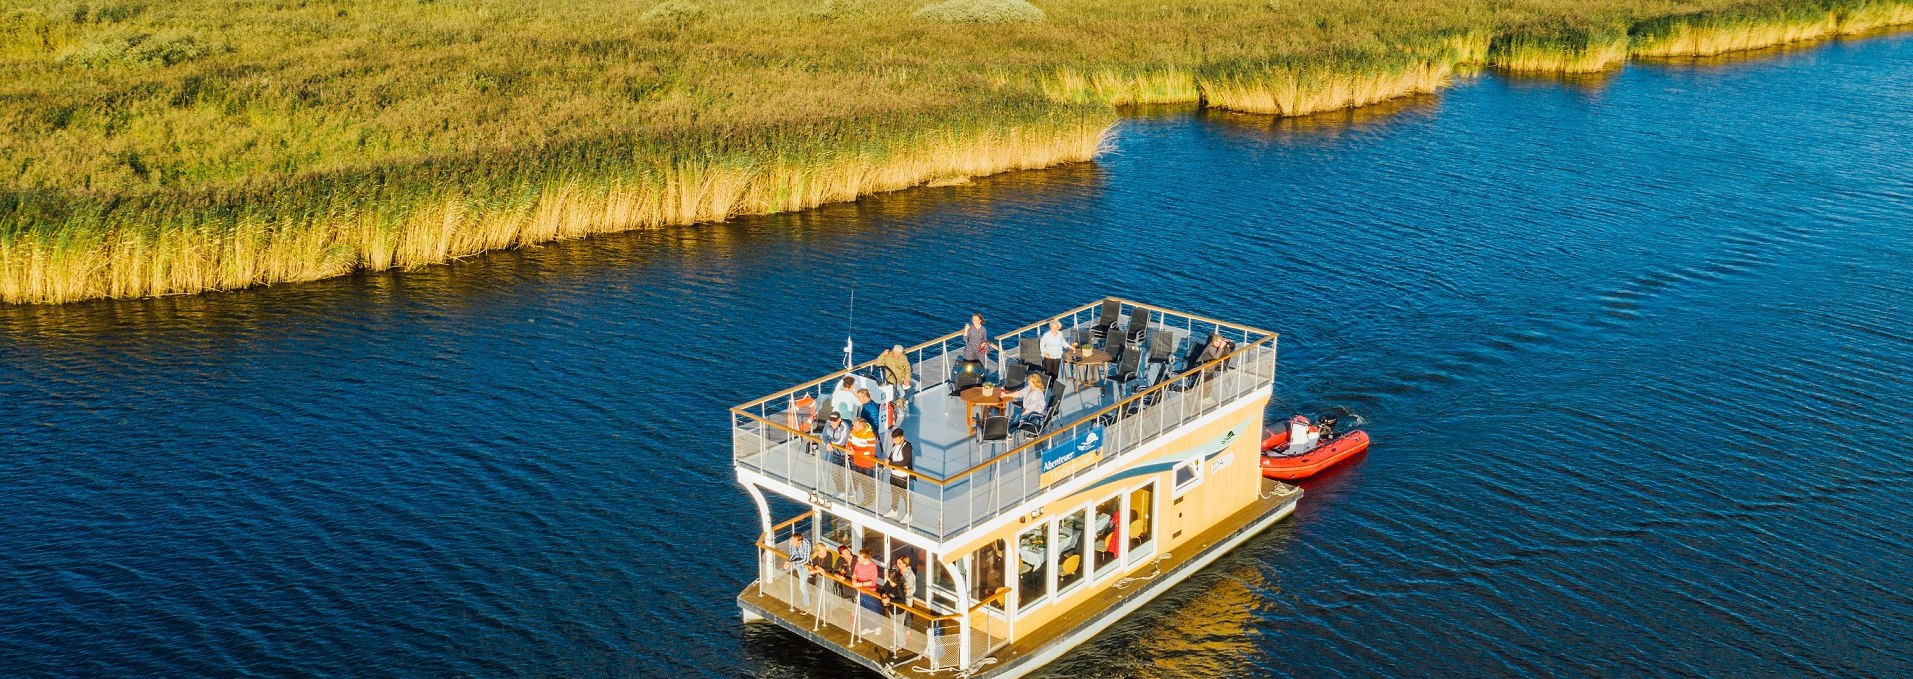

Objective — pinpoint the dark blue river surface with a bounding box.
[4,34,1912,679]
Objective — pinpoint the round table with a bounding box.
[1064,350,1112,388]
[960,386,1014,435]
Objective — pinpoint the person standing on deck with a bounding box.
[786,532,811,610]
[822,413,851,498]
[885,427,914,521]
[961,313,993,366]
[830,376,860,422]
[846,419,879,506]
[876,345,913,417]
[855,389,883,439]
[853,548,884,636]
[1039,319,1066,380]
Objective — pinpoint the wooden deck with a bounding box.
[738,478,1302,678]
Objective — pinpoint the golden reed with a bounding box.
[0,120,1109,304]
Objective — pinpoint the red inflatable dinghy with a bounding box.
[1260,414,1370,480]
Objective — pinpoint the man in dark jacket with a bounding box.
[885,427,914,521]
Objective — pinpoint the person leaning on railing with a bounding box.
[847,419,879,505]
[853,548,884,636]
[786,532,812,610]
[822,412,851,498]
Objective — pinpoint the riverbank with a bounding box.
[3,0,1910,304]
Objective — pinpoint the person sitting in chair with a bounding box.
[1004,374,1049,431]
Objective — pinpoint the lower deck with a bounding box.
[738,478,1302,678]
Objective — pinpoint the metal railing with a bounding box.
[732,299,1278,542]
[755,518,1009,672]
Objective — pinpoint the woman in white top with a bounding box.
[1038,319,1066,379]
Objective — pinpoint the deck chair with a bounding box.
[1123,306,1148,345]
[976,414,1011,455]
[1146,331,1176,382]
[1060,554,1082,580]
[1001,361,1028,393]
[1017,339,1042,369]
[1015,389,1064,439]
[1089,299,1122,343]
[1104,349,1142,395]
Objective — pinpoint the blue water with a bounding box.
[4,34,1911,678]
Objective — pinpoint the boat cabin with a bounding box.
[732,298,1299,678]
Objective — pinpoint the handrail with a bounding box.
[732,298,1272,414]
[734,330,1275,487]
[1109,296,1278,339]
[757,540,957,622]
[731,411,944,483]
[730,328,966,412]
[771,510,814,534]
[938,332,1277,484]
[993,299,1103,343]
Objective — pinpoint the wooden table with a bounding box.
[960,386,1014,435]
[1064,350,1112,388]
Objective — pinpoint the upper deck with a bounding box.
[730,298,1277,544]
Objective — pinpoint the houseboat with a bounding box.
[732,298,1299,678]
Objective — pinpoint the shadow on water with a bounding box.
[1197,93,1445,144]
[0,161,1111,348]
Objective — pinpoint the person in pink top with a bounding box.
[853,549,884,636]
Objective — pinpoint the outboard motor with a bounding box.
[1287,415,1318,454]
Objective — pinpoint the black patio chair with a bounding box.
[1089,299,1121,343]
[976,414,1011,455]
[1016,388,1067,439]
[1104,348,1142,395]
[1146,330,1176,376]
[1017,339,1042,369]
[1001,361,1028,393]
[1123,306,1149,345]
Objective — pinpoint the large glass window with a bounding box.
[821,512,854,549]
[1056,508,1087,595]
[1128,482,1156,563]
[1017,525,1049,610]
[971,539,1008,611]
[1093,495,1122,576]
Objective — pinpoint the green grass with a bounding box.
[2,0,1910,302]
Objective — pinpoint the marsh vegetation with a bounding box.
[2,0,1908,303]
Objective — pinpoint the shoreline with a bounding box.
[4,6,1909,305]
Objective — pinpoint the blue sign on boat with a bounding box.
[1040,425,1105,486]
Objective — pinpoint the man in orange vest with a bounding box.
[847,419,878,506]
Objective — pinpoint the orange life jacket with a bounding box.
[847,425,877,469]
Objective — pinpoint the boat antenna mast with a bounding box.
[843,283,856,370]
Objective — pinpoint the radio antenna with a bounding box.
[843,283,856,369]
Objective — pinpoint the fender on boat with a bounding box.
[1260,430,1370,480]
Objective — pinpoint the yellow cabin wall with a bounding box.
[942,395,1270,633]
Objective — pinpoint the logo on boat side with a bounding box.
[1040,425,1105,487]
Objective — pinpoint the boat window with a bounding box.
[970,539,1008,612]
[1172,457,1202,496]
[820,512,854,549]
[1056,508,1087,595]
[1017,524,1049,611]
[1127,482,1156,563]
[1093,495,1122,576]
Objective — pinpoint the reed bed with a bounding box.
[1631,0,1913,57]
[4,0,1911,303]
[1,106,1108,303]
